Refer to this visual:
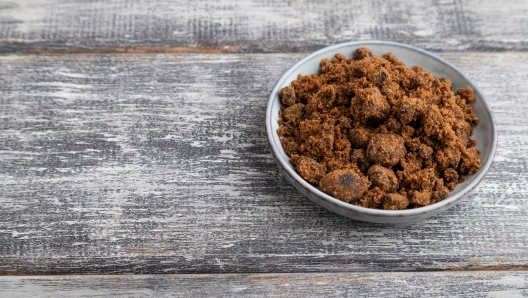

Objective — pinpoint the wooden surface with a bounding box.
[1,52,528,275]
[1,272,528,297]
[0,0,527,53]
[1,0,528,295]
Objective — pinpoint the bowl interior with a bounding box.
[267,41,496,219]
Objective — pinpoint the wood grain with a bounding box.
[0,0,527,53]
[1,272,528,297]
[0,52,527,274]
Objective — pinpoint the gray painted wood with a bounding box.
[0,0,527,53]
[1,272,528,297]
[0,52,527,274]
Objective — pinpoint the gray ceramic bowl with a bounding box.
[266,41,497,224]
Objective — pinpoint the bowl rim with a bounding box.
[265,40,498,218]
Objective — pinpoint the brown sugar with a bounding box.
[366,133,407,167]
[367,165,398,192]
[277,47,482,210]
[319,169,370,202]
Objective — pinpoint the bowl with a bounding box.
[265,41,497,224]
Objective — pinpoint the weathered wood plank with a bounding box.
[1,272,528,297]
[0,52,527,274]
[0,0,527,53]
